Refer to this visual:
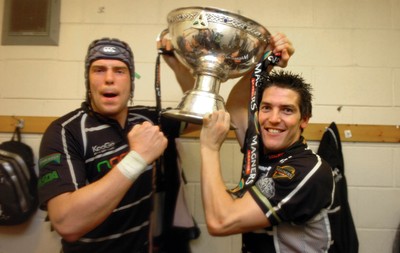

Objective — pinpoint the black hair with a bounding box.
[258,70,313,120]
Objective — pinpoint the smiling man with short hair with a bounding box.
[200,70,335,253]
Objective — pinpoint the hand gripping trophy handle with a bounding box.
[160,6,272,125]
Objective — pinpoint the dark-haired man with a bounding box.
[200,70,335,252]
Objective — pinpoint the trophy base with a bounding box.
[162,90,237,129]
[162,109,205,125]
[162,90,225,125]
[163,109,237,130]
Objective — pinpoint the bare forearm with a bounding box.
[226,73,252,147]
[48,168,132,242]
[200,147,241,236]
[199,111,270,235]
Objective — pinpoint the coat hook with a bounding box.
[12,116,25,129]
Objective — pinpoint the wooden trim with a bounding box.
[181,123,400,143]
[1,115,399,143]
[1,116,57,134]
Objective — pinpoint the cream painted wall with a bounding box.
[0,0,399,252]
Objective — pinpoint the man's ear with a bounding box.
[300,117,310,131]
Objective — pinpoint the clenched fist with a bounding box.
[127,121,168,164]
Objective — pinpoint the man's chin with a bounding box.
[94,106,121,116]
[262,138,284,152]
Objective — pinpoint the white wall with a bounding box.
[0,0,399,252]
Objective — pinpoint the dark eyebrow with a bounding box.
[281,104,296,109]
[90,64,128,70]
[259,101,297,109]
[113,66,128,70]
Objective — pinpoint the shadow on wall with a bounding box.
[394,222,400,253]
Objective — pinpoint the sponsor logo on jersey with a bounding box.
[268,152,284,159]
[256,176,275,198]
[96,151,128,173]
[39,153,61,169]
[272,165,295,180]
[38,171,60,188]
[92,141,116,156]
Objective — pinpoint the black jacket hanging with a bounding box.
[317,122,359,253]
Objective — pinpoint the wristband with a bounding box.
[117,151,148,181]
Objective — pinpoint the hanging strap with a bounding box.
[149,52,161,253]
[229,51,280,197]
[155,54,162,123]
[11,125,22,142]
[154,53,165,179]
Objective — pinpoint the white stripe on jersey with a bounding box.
[79,221,150,243]
[61,110,85,190]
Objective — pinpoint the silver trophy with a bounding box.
[162,6,271,124]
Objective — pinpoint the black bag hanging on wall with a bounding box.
[0,126,38,225]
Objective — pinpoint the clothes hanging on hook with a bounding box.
[317,122,359,253]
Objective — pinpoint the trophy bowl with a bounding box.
[162,6,271,124]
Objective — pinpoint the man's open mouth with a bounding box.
[103,93,117,98]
